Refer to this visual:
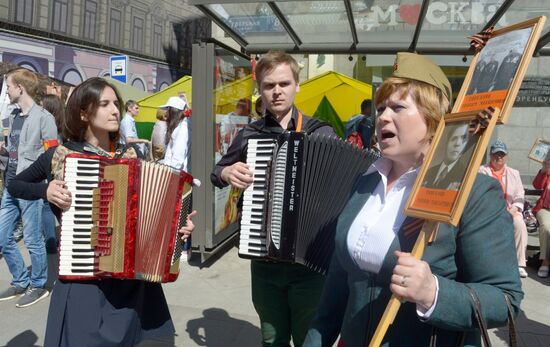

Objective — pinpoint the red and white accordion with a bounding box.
[59,153,193,283]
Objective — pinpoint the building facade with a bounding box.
[0,0,210,91]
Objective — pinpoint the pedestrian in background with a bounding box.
[150,108,168,161]
[40,94,66,254]
[532,155,550,278]
[119,100,150,158]
[344,99,375,150]
[0,68,58,308]
[479,140,528,278]
[161,96,191,171]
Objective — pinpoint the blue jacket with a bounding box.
[304,172,523,347]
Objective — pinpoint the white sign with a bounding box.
[354,1,500,31]
[110,55,128,83]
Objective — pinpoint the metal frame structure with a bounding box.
[190,0,550,56]
[191,39,253,260]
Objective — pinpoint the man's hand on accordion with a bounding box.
[221,162,254,189]
[179,210,197,242]
[47,179,72,209]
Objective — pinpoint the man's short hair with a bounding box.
[360,99,372,114]
[255,50,300,87]
[125,100,137,112]
[6,68,39,98]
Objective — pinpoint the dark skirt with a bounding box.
[44,279,175,347]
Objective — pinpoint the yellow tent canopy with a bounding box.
[214,75,255,114]
[135,76,192,138]
[293,71,372,122]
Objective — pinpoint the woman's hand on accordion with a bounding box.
[220,162,254,189]
[179,210,197,242]
[47,179,72,210]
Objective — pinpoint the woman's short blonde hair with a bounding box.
[156,108,167,121]
[374,77,451,140]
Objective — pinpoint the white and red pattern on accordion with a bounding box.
[59,153,193,283]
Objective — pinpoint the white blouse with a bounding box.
[347,157,419,274]
[346,157,438,317]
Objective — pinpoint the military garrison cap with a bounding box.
[392,52,452,102]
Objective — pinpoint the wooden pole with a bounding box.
[367,221,438,347]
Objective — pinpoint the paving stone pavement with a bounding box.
[0,236,548,347]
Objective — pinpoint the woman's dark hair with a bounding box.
[41,94,65,134]
[164,106,183,146]
[63,77,123,142]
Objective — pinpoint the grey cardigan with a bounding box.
[8,103,57,174]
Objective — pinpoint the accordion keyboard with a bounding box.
[239,138,276,257]
[59,157,100,277]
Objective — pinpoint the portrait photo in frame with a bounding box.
[405,109,499,226]
[454,16,546,124]
[528,138,550,163]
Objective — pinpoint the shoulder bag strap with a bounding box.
[460,285,492,347]
[504,294,518,347]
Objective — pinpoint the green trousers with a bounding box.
[251,260,325,347]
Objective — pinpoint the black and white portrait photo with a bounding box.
[466,27,532,95]
[423,122,477,190]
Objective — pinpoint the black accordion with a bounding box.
[239,132,378,273]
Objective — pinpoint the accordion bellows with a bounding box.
[239,132,378,274]
[59,153,193,283]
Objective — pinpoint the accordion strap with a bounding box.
[296,111,303,132]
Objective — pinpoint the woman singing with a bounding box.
[303,53,522,347]
[8,78,196,347]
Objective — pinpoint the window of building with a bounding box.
[52,0,69,33]
[109,8,122,47]
[63,69,83,85]
[153,24,163,57]
[14,0,33,25]
[132,16,144,52]
[83,0,98,41]
[131,78,146,91]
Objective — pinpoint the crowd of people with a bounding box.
[0,46,545,347]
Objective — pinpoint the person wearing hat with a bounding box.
[303,52,522,347]
[479,140,528,278]
[119,100,150,158]
[161,96,191,171]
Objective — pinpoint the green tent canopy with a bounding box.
[313,96,345,138]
